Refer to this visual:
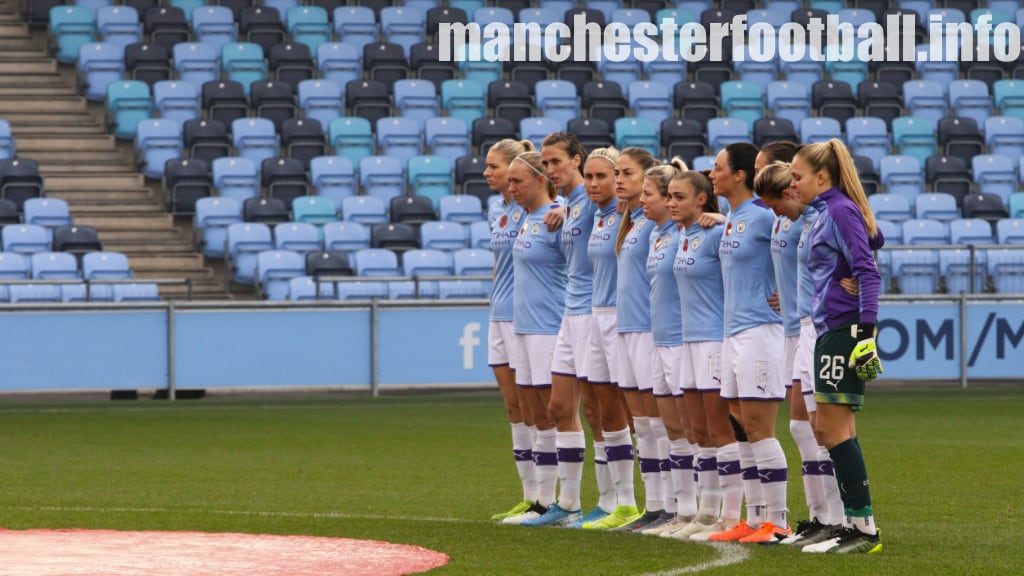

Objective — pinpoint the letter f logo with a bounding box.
[460,322,481,370]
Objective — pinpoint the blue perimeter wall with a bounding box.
[0,302,1021,392]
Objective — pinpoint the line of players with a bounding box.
[485,132,885,554]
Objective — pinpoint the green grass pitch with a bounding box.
[0,387,1020,575]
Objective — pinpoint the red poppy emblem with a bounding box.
[682,239,689,252]
[726,222,733,236]
[597,218,604,229]
[499,214,509,228]
[775,220,781,234]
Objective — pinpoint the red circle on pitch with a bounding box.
[0,528,449,576]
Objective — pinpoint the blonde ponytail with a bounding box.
[796,139,878,238]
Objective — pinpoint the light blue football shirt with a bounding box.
[616,207,656,333]
[674,223,726,343]
[647,220,683,346]
[795,205,820,319]
[489,199,525,322]
[561,183,596,315]
[770,214,804,338]
[587,198,620,308]
[512,203,567,335]
[718,198,782,336]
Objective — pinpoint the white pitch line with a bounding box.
[636,544,750,576]
[9,505,751,575]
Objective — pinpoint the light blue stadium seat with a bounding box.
[232,118,279,168]
[441,79,486,126]
[707,118,751,150]
[420,221,467,251]
[359,156,405,201]
[473,6,514,27]
[226,222,274,284]
[456,50,502,86]
[380,7,424,57]
[173,43,220,89]
[96,5,141,47]
[984,116,1024,160]
[292,196,338,226]
[996,218,1024,244]
[376,117,422,165]
[31,252,79,280]
[948,80,992,128]
[323,220,371,251]
[212,157,259,201]
[0,119,13,160]
[914,44,958,90]
[779,46,823,87]
[408,155,452,209]
[838,7,876,26]
[720,81,765,126]
[734,52,777,90]
[518,6,560,25]
[287,6,330,52]
[310,156,356,209]
[469,220,490,249]
[799,117,842,144]
[614,117,660,156]
[940,248,987,293]
[628,81,673,125]
[892,116,938,165]
[846,117,892,171]
[892,248,940,294]
[439,194,484,224]
[880,155,925,201]
[288,275,336,300]
[336,279,389,300]
[168,0,203,22]
[221,42,267,92]
[825,53,867,89]
[522,116,567,150]
[536,80,582,125]
[950,218,995,245]
[402,248,451,298]
[438,247,493,298]
[60,283,89,302]
[82,250,130,300]
[49,6,96,64]
[329,117,374,165]
[107,80,152,140]
[972,154,1017,205]
[691,155,715,173]
[597,47,640,88]
[877,219,902,244]
[9,284,62,303]
[643,54,687,88]
[191,5,235,49]
[256,249,305,299]
[153,80,200,123]
[23,198,72,229]
[746,7,789,28]
[394,79,439,127]
[135,118,182,179]
[298,79,343,128]
[273,222,321,253]
[767,81,811,127]
[903,218,950,245]
[611,7,651,26]
[341,196,388,224]
[194,197,242,257]
[424,117,470,168]
[869,194,913,223]
[353,247,401,276]
[111,282,160,301]
[333,6,378,49]
[78,42,125,102]
[993,80,1024,120]
[317,43,361,87]
[914,193,960,222]
[987,248,1024,293]
[0,251,30,301]
[2,224,51,254]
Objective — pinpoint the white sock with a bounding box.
[751,437,789,529]
[789,419,826,523]
[818,445,844,525]
[533,428,558,507]
[738,441,765,528]
[511,423,538,502]
[593,441,616,512]
[851,514,878,536]
[556,431,586,512]
[634,417,663,512]
[669,439,697,518]
[717,442,743,523]
[604,427,636,509]
[650,418,674,514]
[696,446,721,519]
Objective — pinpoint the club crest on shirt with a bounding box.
[572,204,581,219]
[499,214,509,228]
[607,215,615,227]
[531,223,540,235]
[691,236,701,250]
[783,220,792,231]
[736,221,747,234]
[512,210,522,222]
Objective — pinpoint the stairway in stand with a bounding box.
[0,0,231,299]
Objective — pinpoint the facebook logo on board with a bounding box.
[460,322,481,370]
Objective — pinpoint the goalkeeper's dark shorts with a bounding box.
[814,322,866,411]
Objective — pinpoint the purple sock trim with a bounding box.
[533,451,557,467]
[742,466,759,481]
[717,460,742,475]
[640,458,661,474]
[605,444,635,462]
[514,449,533,462]
[759,468,788,483]
[556,447,586,463]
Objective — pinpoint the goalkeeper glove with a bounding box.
[848,323,883,382]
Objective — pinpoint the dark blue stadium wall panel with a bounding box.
[377,307,491,386]
[0,310,167,391]
[174,309,372,388]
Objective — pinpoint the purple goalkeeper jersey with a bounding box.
[807,187,885,335]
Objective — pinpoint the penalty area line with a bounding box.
[635,543,750,576]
